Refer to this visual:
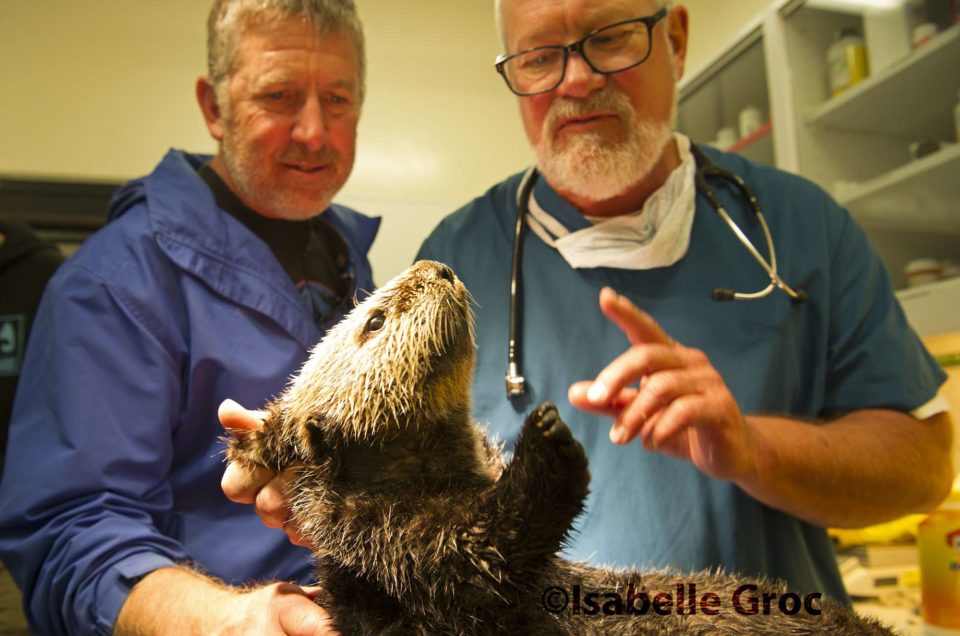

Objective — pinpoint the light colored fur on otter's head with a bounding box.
[277,260,475,447]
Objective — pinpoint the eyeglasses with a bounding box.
[494,8,668,97]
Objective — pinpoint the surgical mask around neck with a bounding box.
[526,133,697,271]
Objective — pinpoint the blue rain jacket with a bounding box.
[0,150,379,635]
[417,146,945,604]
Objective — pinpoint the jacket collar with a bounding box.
[109,149,379,349]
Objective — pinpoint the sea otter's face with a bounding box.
[278,260,476,447]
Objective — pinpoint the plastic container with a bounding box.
[738,106,763,139]
[919,484,960,634]
[714,127,737,149]
[912,22,939,48]
[827,28,870,96]
[905,258,943,287]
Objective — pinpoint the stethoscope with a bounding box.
[505,143,807,398]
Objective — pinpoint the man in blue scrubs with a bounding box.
[416,0,952,602]
[224,0,953,613]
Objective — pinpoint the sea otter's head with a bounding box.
[275,260,476,451]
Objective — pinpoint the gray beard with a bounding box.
[535,116,674,203]
[533,69,679,203]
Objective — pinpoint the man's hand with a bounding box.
[116,567,339,635]
[568,288,954,528]
[219,399,310,547]
[568,287,758,482]
[230,582,338,636]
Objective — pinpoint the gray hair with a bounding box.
[207,0,366,101]
[494,0,673,47]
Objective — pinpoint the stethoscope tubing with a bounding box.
[505,144,806,398]
[505,167,538,397]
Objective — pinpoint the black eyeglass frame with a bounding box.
[494,7,669,96]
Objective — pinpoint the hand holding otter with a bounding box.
[568,287,759,483]
[219,399,311,547]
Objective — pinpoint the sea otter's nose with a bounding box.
[437,264,455,284]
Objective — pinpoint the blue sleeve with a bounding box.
[0,264,190,636]
[823,209,945,413]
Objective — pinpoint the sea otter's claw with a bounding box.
[533,403,572,443]
[524,403,587,470]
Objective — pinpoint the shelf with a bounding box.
[727,120,773,153]
[804,24,960,138]
[724,121,775,165]
[677,24,769,158]
[680,0,960,334]
[837,142,960,234]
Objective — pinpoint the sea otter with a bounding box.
[227,260,891,635]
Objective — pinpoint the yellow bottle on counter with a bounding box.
[920,482,960,635]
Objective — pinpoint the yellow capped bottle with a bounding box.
[827,28,869,96]
[920,483,960,634]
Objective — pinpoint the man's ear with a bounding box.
[666,6,690,80]
[196,76,225,141]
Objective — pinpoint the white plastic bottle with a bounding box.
[827,28,869,96]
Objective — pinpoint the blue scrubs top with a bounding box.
[416,147,945,603]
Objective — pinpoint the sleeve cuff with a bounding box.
[93,552,177,635]
[912,395,951,420]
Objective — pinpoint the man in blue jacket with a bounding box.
[0,1,374,634]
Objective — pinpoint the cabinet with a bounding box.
[676,24,776,166]
[677,0,960,305]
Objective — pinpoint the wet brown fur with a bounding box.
[227,260,892,635]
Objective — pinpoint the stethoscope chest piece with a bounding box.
[690,145,807,304]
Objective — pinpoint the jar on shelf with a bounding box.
[827,27,870,96]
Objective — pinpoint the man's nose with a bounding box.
[555,52,606,99]
[291,95,327,151]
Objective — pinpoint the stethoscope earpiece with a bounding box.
[712,288,737,302]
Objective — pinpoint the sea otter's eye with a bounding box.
[365,310,386,334]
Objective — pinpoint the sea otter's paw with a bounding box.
[520,403,589,479]
[507,403,590,547]
[224,432,256,465]
[532,402,572,443]
[223,413,296,474]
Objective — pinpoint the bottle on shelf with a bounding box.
[827,27,870,96]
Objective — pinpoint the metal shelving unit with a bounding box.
[804,24,960,139]
[679,0,960,294]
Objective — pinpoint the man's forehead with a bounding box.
[231,23,357,73]
[249,68,358,93]
[504,0,654,47]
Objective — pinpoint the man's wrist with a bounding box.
[115,565,239,635]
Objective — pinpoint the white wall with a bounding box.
[0,1,773,283]
[339,1,531,281]
[682,0,779,78]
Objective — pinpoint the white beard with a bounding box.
[534,86,677,203]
